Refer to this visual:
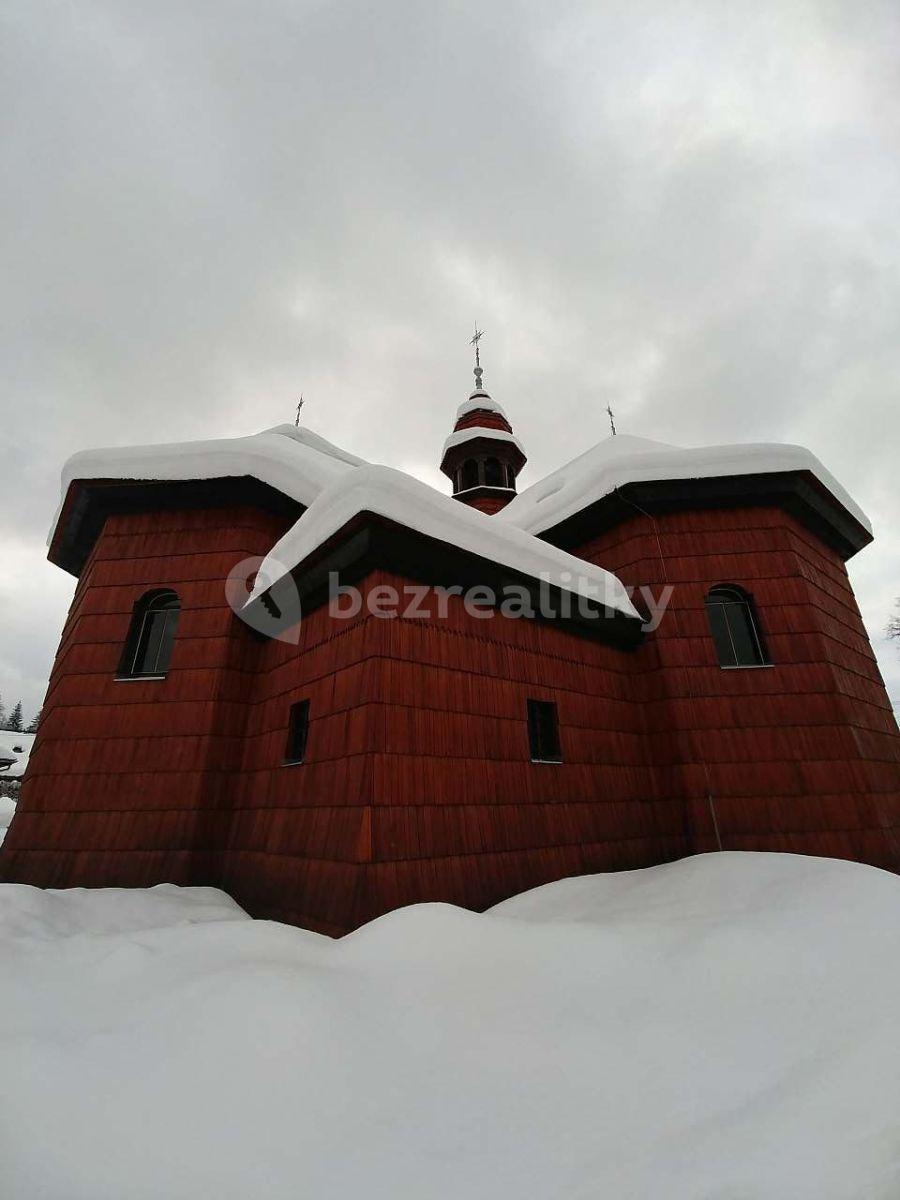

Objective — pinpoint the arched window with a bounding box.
[705,586,768,668]
[484,457,504,487]
[461,459,480,490]
[117,590,181,679]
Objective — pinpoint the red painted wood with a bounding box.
[453,411,513,434]
[465,496,511,515]
[2,500,899,932]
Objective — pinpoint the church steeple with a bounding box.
[439,328,527,514]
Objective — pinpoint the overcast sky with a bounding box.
[2,0,899,721]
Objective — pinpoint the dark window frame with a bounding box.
[116,589,181,680]
[284,699,311,765]
[705,585,770,669]
[527,698,563,763]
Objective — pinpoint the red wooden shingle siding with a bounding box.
[575,505,900,867]
[357,571,666,920]
[215,566,664,928]
[453,410,513,434]
[3,500,899,934]
[464,496,513,514]
[220,594,379,933]
[0,507,287,892]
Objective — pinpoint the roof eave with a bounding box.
[245,511,645,650]
[533,470,873,562]
[49,476,304,577]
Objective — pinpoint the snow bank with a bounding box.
[247,462,641,619]
[2,852,899,1199]
[0,881,246,940]
[503,433,872,537]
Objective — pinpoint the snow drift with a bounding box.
[2,852,900,1199]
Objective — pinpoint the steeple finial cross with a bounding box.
[295,396,304,428]
[470,325,485,390]
[470,324,484,364]
[606,404,617,437]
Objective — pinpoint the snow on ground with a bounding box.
[2,852,900,1199]
[0,794,15,846]
[0,730,35,781]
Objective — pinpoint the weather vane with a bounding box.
[606,404,617,437]
[470,325,485,390]
[295,396,304,428]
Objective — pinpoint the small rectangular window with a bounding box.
[527,699,562,763]
[285,699,310,764]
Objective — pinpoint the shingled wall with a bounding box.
[575,505,900,867]
[0,506,285,890]
[4,500,899,935]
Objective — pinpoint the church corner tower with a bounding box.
[440,327,526,514]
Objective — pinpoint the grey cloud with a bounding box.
[2,0,899,715]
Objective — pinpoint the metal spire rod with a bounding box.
[607,404,617,436]
[295,396,304,428]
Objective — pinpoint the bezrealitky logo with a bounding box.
[226,558,673,643]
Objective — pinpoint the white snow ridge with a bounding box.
[2,851,900,1199]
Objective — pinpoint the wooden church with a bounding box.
[2,344,899,934]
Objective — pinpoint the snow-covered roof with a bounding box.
[247,463,640,619]
[441,426,526,458]
[455,391,509,421]
[52,423,640,622]
[50,419,870,628]
[502,433,872,537]
[50,424,361,544]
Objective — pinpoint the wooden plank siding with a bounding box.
[2,501,899,934]
[0,506,287,893]
[575,505,900,868]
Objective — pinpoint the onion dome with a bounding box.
[440,329,527,514]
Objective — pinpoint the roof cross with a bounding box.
[470,324,484,363]
[470,325,485,390]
